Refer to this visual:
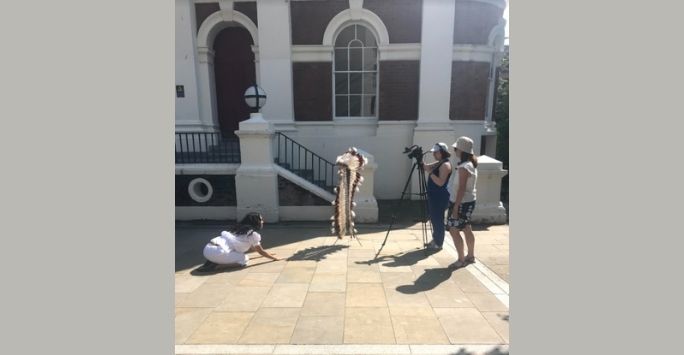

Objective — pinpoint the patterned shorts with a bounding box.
[446,201,476,230]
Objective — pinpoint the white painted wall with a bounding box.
[175,0,202,129]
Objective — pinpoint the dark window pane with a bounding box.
[357,26,376,47]
[335,96,349,117]
[335,26,355,47]
[363,48,377,71]
[362,73,376,94]
[349,48,362,71]
[362,95,376,116]
[335,73,348,95]
[334,49,347,71]
[349,73,362,94]
[349,95,361,116]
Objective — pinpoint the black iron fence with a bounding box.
[175,132,241,164]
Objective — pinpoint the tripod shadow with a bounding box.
[287,244,349,262]
[396,266,457,294]
[355,248,439,267]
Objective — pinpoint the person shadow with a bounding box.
[355,248,439,267]
[396,266,456,294]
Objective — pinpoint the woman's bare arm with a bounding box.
[254,245,280,261]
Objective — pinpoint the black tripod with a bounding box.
[374,146,432,260]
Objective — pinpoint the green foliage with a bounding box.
[494,50,509,202]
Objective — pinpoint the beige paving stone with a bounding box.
[465,292,508,312]
[385,286,432,307]
[488,265,510,282]
[344,307,395,344]
[347,257,381,270]
[238,308,301,344]
[309,273,347,292]
[238,273,280,287]
[450,270,491,293]
[203,271,248,285]
[175,307,213,344]
[388,305,437,317]
[378,263,414,273]
[301,292,346,317]
[215,286,271,312]
[176,283,232,308]
[262,283,309,307]
[186,312,254,344]
[276,268,315,283]
[482,312,510,343]
[175,293,189,307]
[175,276,208,293]
[346,283,388,307]
[347,249,377,258]
[283,260,318,270]
[346,268,382,283]
[424,281,475,308]
[433,308,504,344]
[391,315,450,344]
[247,260,287,273]
[380,272,416,288]
[315,260,348,274]
[290,316,345,344]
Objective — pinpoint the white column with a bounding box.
[235,113,280,222]
[256,0,295,128]
[412,0,457,198]
[417,0,456,124]
[196,49,220,132]
[175,0,211,132]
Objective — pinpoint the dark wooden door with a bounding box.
[213,26,256,138]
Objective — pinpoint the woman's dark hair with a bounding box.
[229,212,263,236]
[439,150,451,159]
[459,152,479,168]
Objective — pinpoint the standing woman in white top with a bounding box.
[447,137,478,268]
[197,212,279,272]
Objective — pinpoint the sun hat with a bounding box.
[430,142,449,153]
[453,136,474,154]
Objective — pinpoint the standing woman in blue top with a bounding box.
[422,142,452,250]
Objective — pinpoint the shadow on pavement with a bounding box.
[449,347,509,355]
[287,244,349,261]
[354,248,438,267]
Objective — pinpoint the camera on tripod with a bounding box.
[403,145,425,165]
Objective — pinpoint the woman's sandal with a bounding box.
[465,256,475,264]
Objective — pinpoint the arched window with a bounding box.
[333,24,378,118]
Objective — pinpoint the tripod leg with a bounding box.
[374,162,419,261]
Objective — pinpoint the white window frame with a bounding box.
[332,22,380,121]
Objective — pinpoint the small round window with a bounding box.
[188,178,213,203]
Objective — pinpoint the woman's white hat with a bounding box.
[453,136,474,154]
[430,142,449,153]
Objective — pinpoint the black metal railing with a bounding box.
[274,132,336,192]
[175,132,241,164]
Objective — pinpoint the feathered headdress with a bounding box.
[331,147,367,239]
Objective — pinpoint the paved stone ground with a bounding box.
[175,222,509,350]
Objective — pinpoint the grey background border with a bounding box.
[1,0,174,354]
[1,0,684,354]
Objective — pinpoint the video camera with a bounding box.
[403,145,425,165]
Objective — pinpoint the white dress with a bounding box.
[202,231,262,266]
